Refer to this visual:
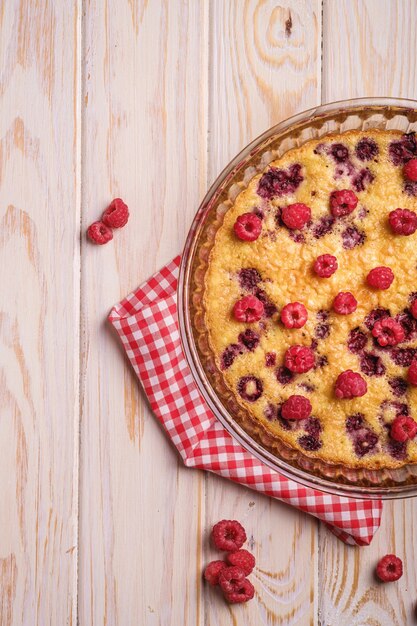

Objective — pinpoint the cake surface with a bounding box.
[204,129,417,470]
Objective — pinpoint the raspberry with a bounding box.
[233,295,264,323]
[298,434,322,451]
[376,554,403,582]
[360,352,385,377]
[335,370,367,399]
[372,318,405,347]
[342,225,366,249]
[238,268,262,292]
[281,203,311,230]
[313,254,338,278]
[87,221,113,245]
[353,168,374,192]
[366,266,394,290]
[346,413,365,432]
[404,158,417,181]
[333,291,358,315]
[355,137,379,161]
[388,208,417,236]
[275,366,294,384]
[390,415,417,442]
[408,360,417,385]
[280,302,308,329]
[218,566,246,594]
[265,352,276,367]
[330,143,349,163]
[329,189,358,217]
[102,198,129,228]
[257,164,303,199]
[284,345,315,373]
[204,560,227,586]
[347,328,368,353]
[412,299,417,319]
[238,329,260,351]
[234,213,262,241]
[313,215,335,239]
[388,377,408,397]
[221,344,242,370]
[237,375,263,402]
[226,549,256,575]
[281,395,312,420]
[212,520,247,552]
[223,578,255,604]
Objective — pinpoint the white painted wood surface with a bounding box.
[0,1,416,624]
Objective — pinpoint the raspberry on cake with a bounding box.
[233,295,264,322]
[335,370,367,399]
[366,266,394,290]
[333,292,357,315]
[234,213,262,241]
[280,302,308,328]
[408,360,417,385]
[389,208,417,236]
[284,346,315,373]
[372,318,405,347]
[313,254,338,278]
[281,395,312,420]
[390,415,417,442]
[329,189,358,217]
[403,158,417,181]
[281,203,311,229]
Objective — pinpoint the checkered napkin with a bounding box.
[108,256,383,546]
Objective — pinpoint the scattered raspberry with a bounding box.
[281,203,311,230]
[234,213,262,241]
[408,360,417,385]
[102,198,129,228]
[390,415,417,442]
[212,520,247,552]
[281,395,312,420]
[335,370,367,399]
[388,208,417,236]
[204,560,227,586]
[329,189,358,217]
[87,221,113,245]
[347,328,368,353]
[223,578,255,604]
[404,158,417,181]
[366,266,394,290]
[233,295,264,323]
[284,345,315,373]
[226,550,256,576]
[376,554,403,582]
[333,292,358,315]
[218,566,246,594]
[372,317,405,347]
[313,254,338,278]
[280,302,308,329]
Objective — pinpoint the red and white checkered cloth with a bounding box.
[109,256,383,546]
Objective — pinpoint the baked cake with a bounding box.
[204,130,417,470]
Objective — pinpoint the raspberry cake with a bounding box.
[203,129,417,470]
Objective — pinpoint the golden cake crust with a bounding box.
[204,129,417,470]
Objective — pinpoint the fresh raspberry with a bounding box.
[226,550,256,575]
[284,345,315,373]
[233,295,264,323]
[223,578,255,604]
[281,203,311,230]
[411,299,417,320]
[388,208,417,235]
[372,317,405,347]
[404,158,417,181]
[212,520,247,552]
[102,198,129,228]
[390,415,417,442]
[335,370,367,399]
[218,566,246,594]
[313,254,338,278]
[234,213,262,241]
[408,360,417,385]
[366,266,394,290]
[329,189,358,217]
[280,302,308,329]
[333,292,358,315]
[376,554,403,582]
[281,395,312,420]
[87,221,113,244]
[203,560,227,586]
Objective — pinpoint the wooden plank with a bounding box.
[0,1,80,624]
[78,1,208,624]
[320,1,417,624]
[205,2,322,624]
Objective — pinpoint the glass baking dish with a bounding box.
[178,97,417,499]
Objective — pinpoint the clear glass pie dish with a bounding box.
[178,97,417,499]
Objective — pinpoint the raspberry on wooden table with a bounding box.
[87,221,113,244]
[233,295,264,323]
[281,203,311,230]
[408,360,417,385]
[388,208,417,235]
[203,560,227,586]
[223,578,255,604]
[313,254,338,278]
[329,189,358,217]
[280,302,308,328]
[102,198,129,228]
[376,554,403,582]
[218,566,246,594]
[403,158,417,181]
[333,292,357,315]
[234,213,262,241]
[372,317,405,347]
[390,415,417,443]
[335,370,367,399]
[284,345,315,373]
[226,549,255,576]
[212,520,247,552]
[281,395,312,420]
[366,266,394,290]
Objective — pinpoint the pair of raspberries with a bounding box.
[87,198,129,244]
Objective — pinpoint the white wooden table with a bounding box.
[1,1,417,624]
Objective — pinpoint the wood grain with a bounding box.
[320,2,417,625]
[0,1,79,624]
